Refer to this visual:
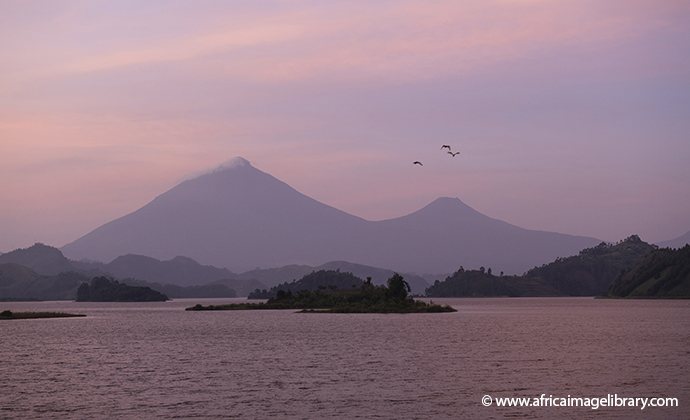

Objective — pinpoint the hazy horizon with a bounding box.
[2,1,689,252]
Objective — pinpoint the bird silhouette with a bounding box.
[447,151,460,157]
[441,145,451,151]
[413,161,423,166]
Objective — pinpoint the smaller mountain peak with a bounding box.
[399,197,486,223]
[424,197,473,211]
[5,242,63,256]
[0,242,74,276]
[171,255,200,265]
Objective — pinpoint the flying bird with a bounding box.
[441,145,451,151]
[448,151,460,157]
[413,161,423,166]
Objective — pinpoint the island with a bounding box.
[77,276,169,302]
[187,273,456,313]
[0,310,86,320]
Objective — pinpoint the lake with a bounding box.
[1,297,688,419]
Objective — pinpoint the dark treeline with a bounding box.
[426,235,659,297]
[248,269,364,299]
[425,267,527,297]
[77,277,168,302]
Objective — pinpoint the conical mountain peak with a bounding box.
[384,197,494,227]
[414,197,480,215]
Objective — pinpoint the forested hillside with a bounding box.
[604,245,690,298]
[426,235,657,297]
[522,235,656,296]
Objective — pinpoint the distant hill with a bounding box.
[0,243,432,297]
[0,245,240,298]
[236,260,430,295]
[75,254,238,287]
[117,278,236,299]
[0,243,76,275]
[61,157,600,275]
[0,263,87,300]
[604,245,690,298]
[656,230,690,249]
[426,235,657,297]
[316,261,429,295]
[209,278,268,297]
[248,269,366,299]
[77,253,243,298]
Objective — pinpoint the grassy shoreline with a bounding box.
[186,300,456,313]
[0,310,86,320]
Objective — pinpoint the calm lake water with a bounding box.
[1,297,688,419]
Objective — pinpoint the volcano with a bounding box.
[61,158,600,275]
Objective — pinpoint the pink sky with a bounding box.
[1,0,689,253]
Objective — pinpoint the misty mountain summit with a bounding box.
[61,157,600,275]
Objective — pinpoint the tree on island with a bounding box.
[386,273,411,301]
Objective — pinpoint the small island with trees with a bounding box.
[187,272,456,313]
[77,276,169,302]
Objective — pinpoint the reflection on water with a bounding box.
[2,297,688,419]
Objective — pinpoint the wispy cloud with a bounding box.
[4,0,686,89]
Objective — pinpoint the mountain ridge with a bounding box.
[656,230,690,249]
[61,157,601,275]
[0,243,432,295]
